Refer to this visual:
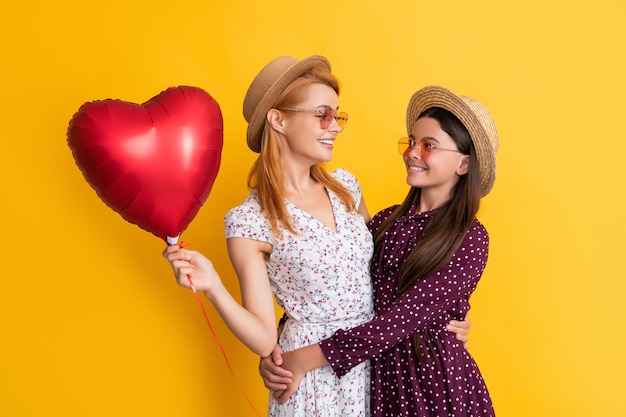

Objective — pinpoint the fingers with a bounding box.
[271,345,284,366]
[163,252,195,288]
[165,249,193,263]
[263,377,291,391]
[162,244,180,258]
[162,245,204,293]
[175,269,194,289]
[274,371,302,404]
[262,367,293,381]
[445,323,462,334]
[276,386,298,404]
[445,319,471,345]
[448,319,471,330]
[266,381,288,391]
[163,247,193,275]
[259,353,293,391]
[259,348,292,392]
[446,321,470,334]
[445,324,469,343]
[455,332,469,344]
[272,389,286,399]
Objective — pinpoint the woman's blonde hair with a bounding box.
[247,68,356,234]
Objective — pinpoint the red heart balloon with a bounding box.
[67,86,223,242]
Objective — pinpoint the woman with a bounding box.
[262,85,498,417]
[164,57,469,417]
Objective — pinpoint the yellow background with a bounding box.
[1,1,624,416]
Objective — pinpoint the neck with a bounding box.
[282,160,317,195]
[417,188,452,213]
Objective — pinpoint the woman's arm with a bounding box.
[357,195,371,223]
[220,237,279,357]
[163,237,278,357]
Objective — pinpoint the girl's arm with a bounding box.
[320,223,488,378]
[271,222,487,400]
[163,237,278,357]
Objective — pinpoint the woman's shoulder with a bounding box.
[225,191,263,223]
[330,167,362,199]
[224,191,273,241]
[330,167,358,186]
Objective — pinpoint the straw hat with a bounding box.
[243,55,331,153]
[406,85,499,196]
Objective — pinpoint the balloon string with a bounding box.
[185,274,263,417]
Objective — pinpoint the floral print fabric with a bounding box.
[225,168,374,417]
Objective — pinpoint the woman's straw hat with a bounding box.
[406,85,499,196]
[243,55,331,153]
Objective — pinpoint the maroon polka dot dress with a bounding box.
[319,204,495,416]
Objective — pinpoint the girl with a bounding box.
[263,85,498,417]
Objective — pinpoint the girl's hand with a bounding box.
[273,344,327,403]
[274,350,306,404]
[258,345,293,394]
[162,245,221,293]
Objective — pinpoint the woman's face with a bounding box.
[278,83,343,164]
[403,116,469,196]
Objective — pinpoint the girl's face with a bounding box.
[403,116,469,197]
[278,83,343,164]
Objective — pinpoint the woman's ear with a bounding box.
[267,109,284,133]
[456,155,470,176]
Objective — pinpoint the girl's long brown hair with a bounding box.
[373,107,482,295]
[247,68,356,234]
[372,107,482,358]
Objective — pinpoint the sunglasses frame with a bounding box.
[278,107,348,129]
[397,137,465,157]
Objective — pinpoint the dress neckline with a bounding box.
[285,187,339,234]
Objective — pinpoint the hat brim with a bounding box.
[246,55,331,153]
[406,86,498,196]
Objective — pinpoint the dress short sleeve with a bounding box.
[224,191,273,245]
[331,168,362,206]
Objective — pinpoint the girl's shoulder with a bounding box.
[464,218,489,247]
[470,218,488,234]
[368,205,399,231]
[374,205,400,220]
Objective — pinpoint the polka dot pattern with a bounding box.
[320,205,495,416]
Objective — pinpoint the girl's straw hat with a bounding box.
[243,55,331,153]
[406,85,499,196]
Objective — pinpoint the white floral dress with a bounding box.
[225,168,374,417]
